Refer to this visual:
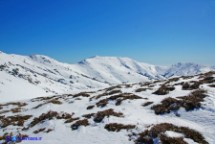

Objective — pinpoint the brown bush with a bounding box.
[28,111,59,129]
[108,89,122,95]
[178,89,207,111]
[152,89,207,114]
[82,113,95,119]
[135,123,208,144]
[1,115,32,128]
[209,84,215,87]
[64,117,79,123]
[135,88,147,92]
[182,82,200,90]
[105,123,135,132]
[73,92,90,98]
[33,128,46,134]
[71,119,89,130]
[96,99,108,107]
[48,99,62,105]
[142,101,153,107]
[93,109,124,123]
[151,97,180,115]
[160,134,188,144]
[200,76,215,84]
[86,105,94,110]
[153,85,175,95]
[105,85,121,92]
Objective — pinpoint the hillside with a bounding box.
[0,71,215,144]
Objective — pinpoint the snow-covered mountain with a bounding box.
[0,51,214,102]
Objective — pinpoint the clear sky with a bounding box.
[0,0,214,65]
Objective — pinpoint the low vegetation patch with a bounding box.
[33,98,62,109]
[153,84,175,95]
[82,113,95,119]
[182,81,200,90]
[135,123,208,144]
[151,89,207,114]
[142,101,153,107]
[93,109,124,123]
[1,115,32,128]
[96,93,142,107]
[73,92,90,98]
[71,119,89,130]
[135,88,147,92]
[209,84,215,88]
[105,123,135,132]
[96,99,109,107]
[86,105,94,110]
[25,111,78,130]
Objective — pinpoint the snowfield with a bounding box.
[0,70,215,144]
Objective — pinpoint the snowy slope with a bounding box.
[0,72,215,144]
[0,51,214,102]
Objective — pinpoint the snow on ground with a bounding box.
[0,72,215,144]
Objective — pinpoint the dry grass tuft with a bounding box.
[86,105,94,110]
[153,85,175,95]
[1,115,32,128]
[135,123,208,144]
[135,88,147,92]
[142,101,154,107]
[105,123,135,132]
[152,89,207,114]
[71,119,89,130]
[93,109,124,123]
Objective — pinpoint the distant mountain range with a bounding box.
[0,51,214,102]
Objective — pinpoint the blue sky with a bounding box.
[0,0,214,65]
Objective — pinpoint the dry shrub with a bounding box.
[159,134,188,144]
[0,110,10,114]
[71,119,89,130]
[82,113,95,119]
[28,111,59,129]
[1,115,32,128]
[27,111,77,129]
[105,85,121,92]
[48,99,62,105]
[151,97,180,115]
[177,89,207,111]
[181,75,195,80]
[152,89,207,114]
[96,99,108,107]
[93,109,124,123]
[201,76,215,84]
[33,99,62,109]
[96,93,142,107]
[108,89,122,95]
[135,88,147,92]
[0,102,27,107]
[142,101,153,107]
[112,93,142,104]
[33,128,46,134]
[86,105,94,110]
[153,85,175,95]
[135,123,208,144]
[105,123,135,132]
[64,117,79,123]
[73,92,90,98]
[33,128,53,134]
[182,82,200,90]
[209,84,215,88]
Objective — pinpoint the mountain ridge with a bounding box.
[0,51,214,102]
